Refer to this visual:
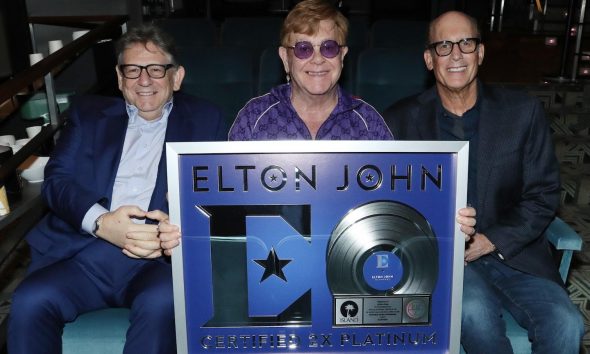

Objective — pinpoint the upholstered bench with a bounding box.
[62,308,129,354]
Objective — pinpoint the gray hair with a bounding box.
[115,24,178,65]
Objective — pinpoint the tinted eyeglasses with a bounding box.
[285,40,344,60]
[118,64,176,79]
[427,38,481,57]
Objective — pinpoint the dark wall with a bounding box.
[0,0,32,80]
[0,13,11,79]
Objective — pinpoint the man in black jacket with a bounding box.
[384,11,583,354]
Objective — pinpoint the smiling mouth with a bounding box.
[306,70,329,76]
[137,91,156,96]
[447,66,467,73]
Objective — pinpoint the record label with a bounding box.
[363,297,402,324]
[362,251,403,291]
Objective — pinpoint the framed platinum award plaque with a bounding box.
[166,141,468,354]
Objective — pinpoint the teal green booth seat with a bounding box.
[157,18,217,48]
[355,48,431,112]
[369,19,428,50]
[62,308,129,354]
[220,17,282,49]
[461,217,582,354]
[179,46,256,126]
[257,46,285,95]
[61,218,581,354]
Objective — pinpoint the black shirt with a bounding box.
[438,98,480,209]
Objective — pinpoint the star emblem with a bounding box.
[270,174,278,182]
[254,247,292,282]
[365,173,374,182]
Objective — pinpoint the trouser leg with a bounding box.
[461,260,514,354]
[123,260,176,354]
[498,268,583,354]
[8,259,107,354]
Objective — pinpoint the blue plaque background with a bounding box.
[167,141,468,354]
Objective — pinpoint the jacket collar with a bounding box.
[271,83,363,116]
[414,86,440,140]
[94,99,128,203]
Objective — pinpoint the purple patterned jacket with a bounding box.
[228,84,393,141]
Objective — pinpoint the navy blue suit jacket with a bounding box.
[26,92,227,271]
[383,83,562,284]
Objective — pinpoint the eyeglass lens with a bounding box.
[120,64,171,79]
[434,38,479,56]
[292,40,341,59]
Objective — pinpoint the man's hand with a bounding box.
[158,219,181,256]
[95,206,163,259]
[457,206,477,241]
[464,233,496,263]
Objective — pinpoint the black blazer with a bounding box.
[383,82,562,284]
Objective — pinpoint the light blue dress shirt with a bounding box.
[81,100,173,236]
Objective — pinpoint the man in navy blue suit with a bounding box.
[384,11,583,354]
[8,25,226,354]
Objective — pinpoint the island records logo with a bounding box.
[340,301,359,318]
[335,299,362,324]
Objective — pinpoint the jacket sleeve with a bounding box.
[41,102,107,231]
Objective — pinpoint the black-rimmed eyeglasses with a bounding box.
[118,64,176,79]
[427,38,481,57]
[285,40,344,60]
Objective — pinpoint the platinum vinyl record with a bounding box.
[326,200,438,295]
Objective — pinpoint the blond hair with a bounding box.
[280,0,348,46]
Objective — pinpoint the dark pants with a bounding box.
[461,256,583,354]
[8,240,176,354]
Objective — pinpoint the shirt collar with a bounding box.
[272,83,360,115]
[125,98,174,127]
[436,80,481,119]
[333,86,362,114]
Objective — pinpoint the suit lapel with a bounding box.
[147,99,186,214]
[94,104,128,208]
[416,88,439,140]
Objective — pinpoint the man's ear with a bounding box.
[172,65,185,91]
[477,43,485,66]
[340,45,348,62]
[116,65,124,91]
[278,46,290,74]
[424,50,434,71]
